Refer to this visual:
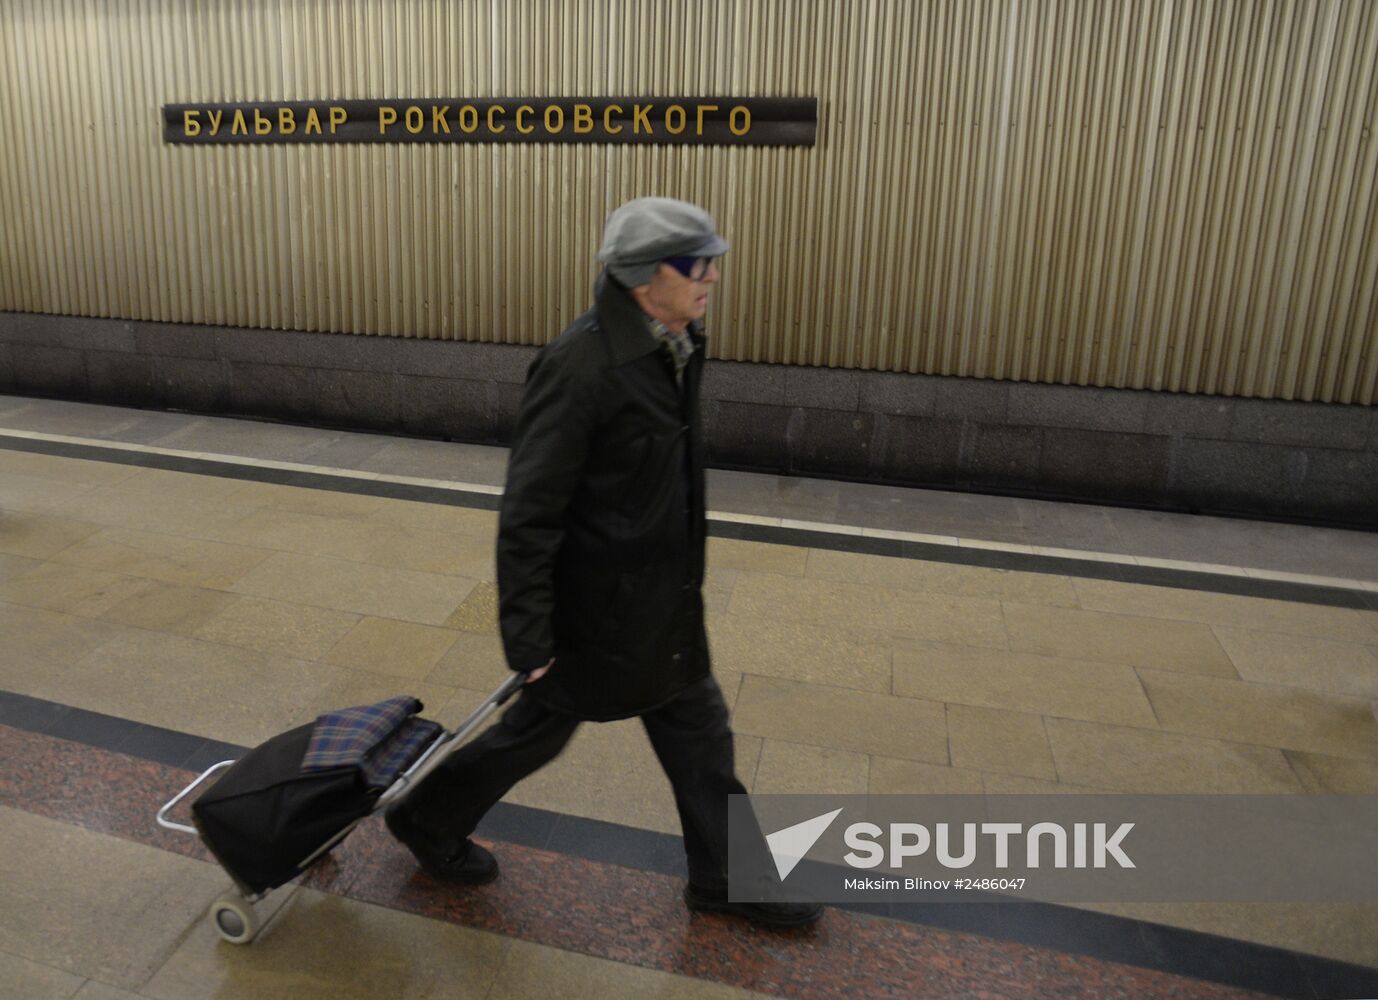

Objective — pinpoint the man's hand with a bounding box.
[526,658,554,683]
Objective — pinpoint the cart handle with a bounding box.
[376,670,528,808]
[156,760,236,835]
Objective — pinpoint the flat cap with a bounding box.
[597,197,729,287]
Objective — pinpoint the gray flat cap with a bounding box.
[597,197,729,287]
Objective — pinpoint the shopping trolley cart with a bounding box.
[157,671,527,944]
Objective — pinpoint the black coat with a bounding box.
[496,274,710,720]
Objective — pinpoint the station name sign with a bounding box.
[164,97,816,147]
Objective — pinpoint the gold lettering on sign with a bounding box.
[573,104,593,134]
[604,104,624,134]
[665,105,686,135]
[405,106,424,134]
[329,106,347,133]
[729,105,751,135]
[515,105,534,134]
[458,105,478,133]
[207,109,223,135]
[488,105,506,133]
[544,105,564,133]
[231,109,248,135]
[378,106,398,133]
[696,104,719,136]
[183,110,200,136]
[303,107,322,135]
[278,108,296,134]
[633,104,653,134]
[253,109,272,135]
[432,105,451,133]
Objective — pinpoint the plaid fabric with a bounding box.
[301,696,421,774]
[649,318,696,382]
[362,717,443,789]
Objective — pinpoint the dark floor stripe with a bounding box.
[0,720,1284,1000]
[2,432,1373,610]
[6,688,1378,998]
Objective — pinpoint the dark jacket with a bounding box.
[496,274,710,720]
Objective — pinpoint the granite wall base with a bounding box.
[3,312,1375,527]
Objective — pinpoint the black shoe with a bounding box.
[385,806,499,886]
[683,882,823,927]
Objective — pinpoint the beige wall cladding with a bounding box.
[3,1,1377,402]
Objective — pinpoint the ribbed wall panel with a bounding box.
[1,0,1375,402]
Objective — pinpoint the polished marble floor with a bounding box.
[2,393,1377,999]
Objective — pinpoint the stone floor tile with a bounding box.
[192,595,360,660]
[71,983,144,1000]
[1043,717,1304,794]
[146,416,337,461]
[45,487,258,542]
[114,466,254,502]
[980,773,1115,795]
[140,887,509,1000]
[0,561,152,618]
[1001,601,1238,676]
[1081,900,1378,969]
[946,704,1057,780]
[357,438,509,485]
[0,949,84,1000]
[729,573,1007,649]
[211,507,396,564]
[707,470,840,522]
[229,551,477,626]
[444,580,498,633]
[362,498,499,535]
[0,808,225,991]
[0,552,41,584]
[359,525,496,580]
[0,512,103,560]
[0,470,98,515]
[804,548,1080,606]
[0,449,141,488]
[706,612,892,693]
[1013,498,1126,552]
[0,399,145,438]
[297,430,393,471]
[1212,626,1378,699]
[47,527,273,590]
[220,479,384,519]
[892,640,1159,729]
[1072,577,1378,644]
[1139,668,1378,762]
[0,603,126,692]
[752,739,870,795]
[101,582,241,636]
[428,629,510,692]
[1284,751,1378,794]
[702,567,737,615]
[868,756,985,796]
[489,937,761,1000]
[731,675,948,763]
[502,717,683,835]
[706,537,808,576]
[325,617,460,679]
[40,629,340,746]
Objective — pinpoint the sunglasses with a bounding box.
[662,256,718,281]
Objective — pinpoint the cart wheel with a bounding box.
[210,893,260,945]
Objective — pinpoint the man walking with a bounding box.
[386,197,821,927]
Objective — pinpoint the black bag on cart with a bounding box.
[191,697,441,895]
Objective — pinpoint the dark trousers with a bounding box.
[402,674,746,890]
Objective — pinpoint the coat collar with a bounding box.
[594,271,704,367]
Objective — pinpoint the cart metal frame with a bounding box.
[157,671,527,943]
